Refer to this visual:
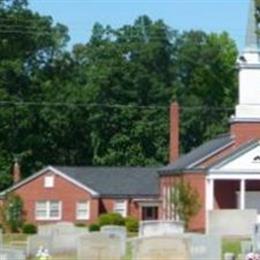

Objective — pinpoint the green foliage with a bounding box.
[0,0,238,185]
[74,222,86,227]
[22,223,37,234]
[98,213,125,227]
[2,193,24,232]
[256,0,260,24]
[222,239,242,258]
[171,179,201,228]
[125,217,139,233]
[88,223,100,232]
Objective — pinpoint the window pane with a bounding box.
[44,176,54,188]
[50,201,60,218]
[114,200,127,217]
[76,201,89,220]
[36,201,47,218]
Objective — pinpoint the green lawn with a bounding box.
[222,238,242,259]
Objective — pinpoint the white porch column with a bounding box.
[206,178,215,210]
[240,179,246,210]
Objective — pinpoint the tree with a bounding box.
[255,0,260,24]
[0,4,238,187]
[0,193,24,232]
[174,31,237,152]
[171,179,201,228]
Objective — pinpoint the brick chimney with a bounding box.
[13,159,21,184]
[169,102,180,163]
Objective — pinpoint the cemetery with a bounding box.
[0,220,258,259]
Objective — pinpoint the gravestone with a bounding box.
[52,222,75,234]
[77,232,121,260]
[241,240,253,255]
[52,232,81,254]
[26,235,52,257]
[254,223,260,252]
[100,225,126,256]
[237,254,246,260]
[133,236,190,260]
[37,222,88,254]
[186,233,221,260]
[139,220,184,237]
[38,224,55,236]
[224,252,236,260]
[0,248,25,260]
[208,209,257,236]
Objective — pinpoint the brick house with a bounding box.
[2,166,160,224]
[160,0,260,232]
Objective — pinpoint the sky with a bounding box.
[29,0,250,51]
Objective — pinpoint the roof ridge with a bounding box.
[54,165,161,169]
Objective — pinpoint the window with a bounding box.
[142,206,158,220]
[44,176,54,188]
[113,200,127,217]
[35,201,62,220]
[76,201,90,220]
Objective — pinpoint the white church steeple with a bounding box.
[233,0,260,121]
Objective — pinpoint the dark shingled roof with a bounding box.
[55,166,160,197]
[207,139,259,170]
[159,134,234,175]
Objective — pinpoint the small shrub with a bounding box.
[22,223,37,234]
[88,223,100,232]
[125,217,139,233]
[74,222,86,227]
[98,213,125,227]
[2,193,24,232]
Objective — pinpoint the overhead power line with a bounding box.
[0,100,235,111]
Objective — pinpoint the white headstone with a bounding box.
[101,225,127,256]
[0,248,25,260]
[27,235,52,257]
[77,232,121,260]
[133,236,190,260]
[139,220,184,237]
[186,233,221,260]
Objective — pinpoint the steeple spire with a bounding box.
[245,0,260,52]
[232,0,260,122]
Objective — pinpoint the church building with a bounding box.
[160,0,260,232]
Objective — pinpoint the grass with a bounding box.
[3,233,29,243]
[222,238,244,259]
[123,242,133,260]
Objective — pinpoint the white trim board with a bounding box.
[0,166,99,197]
[207,173,260,180]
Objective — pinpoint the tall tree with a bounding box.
[0,4,238,188]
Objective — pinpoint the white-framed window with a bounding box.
[113,200,127,217]
[76,201,90,220]
[35,201,62,220]
[44,176,54,188]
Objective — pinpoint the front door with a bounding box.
[142,206,158,220]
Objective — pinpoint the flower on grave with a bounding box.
[246,252,260,260]
[246,253,255,260]
[36,246,51,260]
